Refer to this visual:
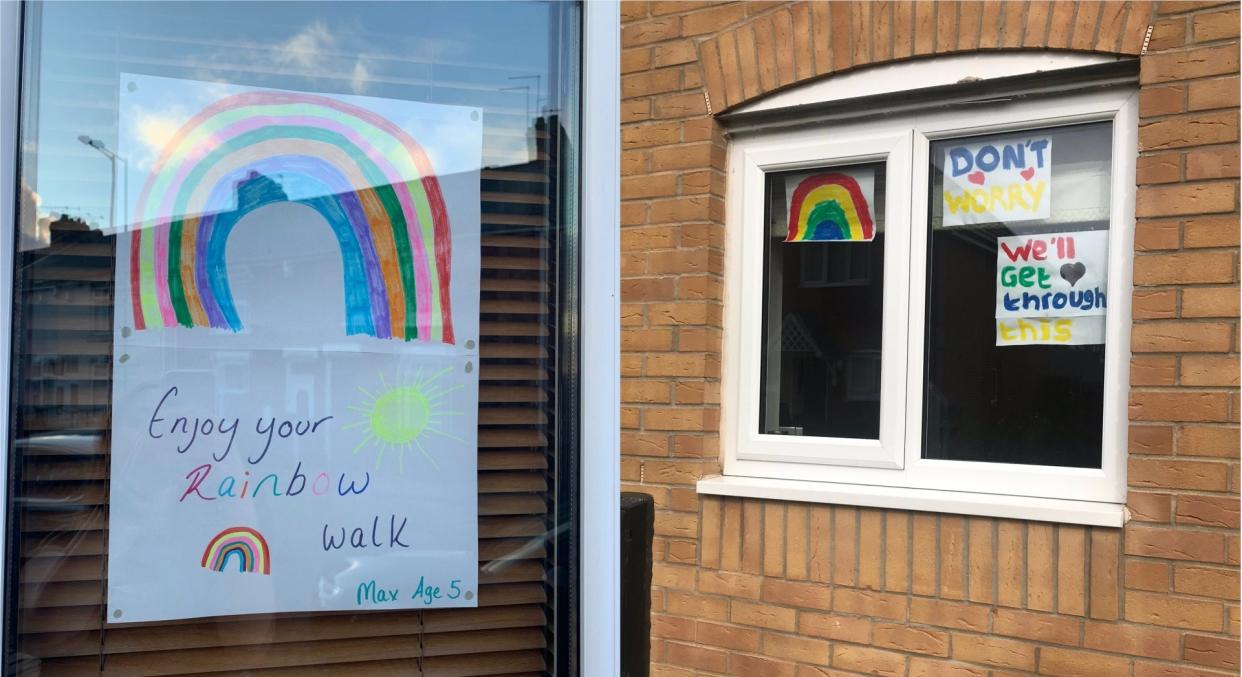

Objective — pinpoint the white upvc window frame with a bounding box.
[711,82,1137,528]
[734,132,912,470]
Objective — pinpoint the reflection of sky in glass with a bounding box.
[25,1,563,230]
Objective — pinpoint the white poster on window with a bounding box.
[995,230,1108,347]
[942,136,1052,227]
[108,74,482,622]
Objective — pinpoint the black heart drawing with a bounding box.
[1060,262,1086,286]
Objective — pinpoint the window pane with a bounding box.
[10,1,580,672]
[923,122,1112,467]
[759,162,886,439]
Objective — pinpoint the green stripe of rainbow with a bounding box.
[130,90,455,343]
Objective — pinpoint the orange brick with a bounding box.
[680,4,746,36]
[731,654,795,677]
[1133,289,1179,320]
[1141,111,1240,150]
[1140,84,1187,116]
[808,505,831,582]
[833,588,907,622]
[1134,251,1237,285]
[664,640,726,673]
[1185,636,1240,673]
[1126,524,1229,562]
[741,500,762,574]
[1184,214,1242,247]
[940,515,966,600]
[1141,44,1241,84]
[909,657,987,677]
[1128,491,1175,522]
[1182,287,1241,319]
[1182,355,1240,387]
[1135,182,1237,218]
[993,608,1080,645]
[1175,565,1241,600]
[1130,457,1231,491]
[873,622,949,657]
[951,634,1036,671]
[1193,6,1241,41]
[1128,559,1173,594]
[1126,591,1226,631]
[833,507,858,586]
[1148,16,1189,50]
[623,68,682,98]
[1038,647,1131,676]
[1179,424,1241,457]
[1189,76,1241,111]
[695,620,759,652]
[1133,355,1177,386]
[762,502,786,577]
[1176,494,1241,529]
[997,520,1025,608]
[652,40,697,68]
[653,613,696,641]
[730,599,796,631]
[761,578,831,610]
[1056,525,1087,616]
[1028,523,1055,612]
[800,611,871,643]
[666,589,728,621]
[858,508,884,590]
[1137,152,1182,184]
[910,598,989,632]
[1186,145,1240,180]
[912,513,937,596]
[884,512,910,593]
[1084,621,1181,660]
[1132,424,1175,454]
[1130,391,1231,422]
[832,645,905,677]
[623,16,681,47]
[785,504,808,580]
[763,632,830,664]
[1135,218,1182,250]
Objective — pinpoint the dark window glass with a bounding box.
[759,162,886,439]
[922,122,1112,468]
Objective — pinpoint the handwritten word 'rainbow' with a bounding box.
[129,91,455,343]
[200,526,271,575]
[786,173,875,242]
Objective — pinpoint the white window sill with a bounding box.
[697,475,1127,527]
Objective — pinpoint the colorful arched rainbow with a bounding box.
[129,90,455,343]
[200,526,271,575]
[786,173,875,242]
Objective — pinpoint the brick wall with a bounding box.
[621,1,1240,675]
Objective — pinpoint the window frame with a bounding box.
[734,132,912,469]
[716,83,1137,523]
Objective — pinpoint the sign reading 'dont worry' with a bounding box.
[943,136,1051,227]
[995,230,1108,347]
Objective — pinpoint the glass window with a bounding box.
[9,1,581,673]
[759,162,886,440]
[923,123,1112,468]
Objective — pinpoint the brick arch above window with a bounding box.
[695,1,1156,114]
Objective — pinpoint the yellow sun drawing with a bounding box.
[344,367,464,472]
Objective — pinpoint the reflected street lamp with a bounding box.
[78,134,129,233]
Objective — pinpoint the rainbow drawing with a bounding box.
[200,526,271,575]
[785,173,875,242]
[128,90,455,343]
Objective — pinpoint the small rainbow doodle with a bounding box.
[786,173,875,242]
[128,90,455,343]
[200,526,271,575]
